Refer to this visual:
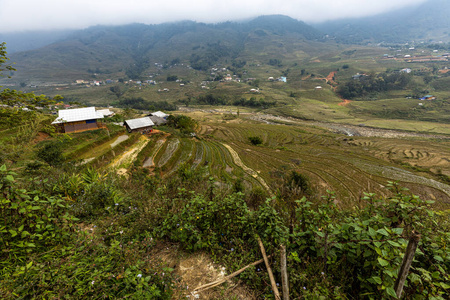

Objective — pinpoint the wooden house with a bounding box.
[124,117,155,133]
[52,107,104,133]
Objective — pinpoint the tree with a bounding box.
[166,115,197,134]
[110,85,123,99]
[0,42,16,78]
[249,136,263,145]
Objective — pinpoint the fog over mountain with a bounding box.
[316,0,450,43]
[1,0,427,33]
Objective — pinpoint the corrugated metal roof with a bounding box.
[151,111,169,118]
[97,109,114,116]
[52,107,104,124]
[125,117,155,130]
[149,115,167,125]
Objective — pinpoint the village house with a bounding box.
[420,95,436,101]
[149,111,169,119]
[96,109,115,117]
[149,115,167,126]
[124,117,155,133]
[52,107,104,133]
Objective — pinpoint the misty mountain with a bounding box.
[314,0,450,44]
[0,30,75,53]
[4,15,323,82]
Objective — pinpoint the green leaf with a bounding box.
[368,227,377,237]
[371,276,382,285]
[316,231,325,237]
[376,229,389,236]
[387,240,401,247]
[9,230,17,237]
[434,255,444,262]
[384,269,396,278]
[386,287,398,298]
[391,228,403,235]
[440,282,450,289]
[5,175,14,182]
[0,164,6,171]
[378,257,389,267]
[409,273,422,284]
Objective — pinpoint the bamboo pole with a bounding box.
[394,231,421,299]
[194,256,270,293]
[257,236,281,300]
[280,244,289,300]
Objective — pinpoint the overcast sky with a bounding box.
[0,0,429,33]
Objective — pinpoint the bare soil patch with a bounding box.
[33,131,50,143]
[149,243,256,300]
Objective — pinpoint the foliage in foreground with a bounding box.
[1,148,449,299]
[153,180,449,299]
[0,165,174,299]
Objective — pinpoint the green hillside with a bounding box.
[3,16,322,83]
[1,41,450,298]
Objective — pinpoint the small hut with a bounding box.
[52,107,104,133]
[124,117,155,133]
[149,111,169,119]
[149,115,167,126]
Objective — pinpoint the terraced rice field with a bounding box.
[78,113,450,209]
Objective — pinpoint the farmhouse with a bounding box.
[149,111,169,119]
[124,117,155,133]
[149,115,167,126]
[96,109,115,117]
[52,107,104,133]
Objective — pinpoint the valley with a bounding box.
[1,8,450,299]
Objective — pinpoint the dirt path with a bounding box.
[326,71,337,84]
[109,135,150,174]
[110,135,129,148]
[222,143,273,196]
[338,99,352,106]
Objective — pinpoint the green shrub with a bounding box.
[36,141,64,166]
[248,136,263,145]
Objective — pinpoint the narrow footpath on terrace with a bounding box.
[222,143,273,196]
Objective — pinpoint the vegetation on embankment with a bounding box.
[1,104,450,299]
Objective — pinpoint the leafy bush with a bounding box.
[248,136,263,145]
[0,164,174,299]
[36,141,64,166]
[288,183,450,299]
[166,115,198,134]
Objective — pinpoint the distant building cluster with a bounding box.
[51,106,170,134]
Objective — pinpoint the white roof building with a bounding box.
[124,117,155,131]
[150,111,169,119]
[96,109,114,117]
[52,107,104,124]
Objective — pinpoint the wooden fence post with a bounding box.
[280,244,289,300]
[257,236,281,300]
[394,231,421,299]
